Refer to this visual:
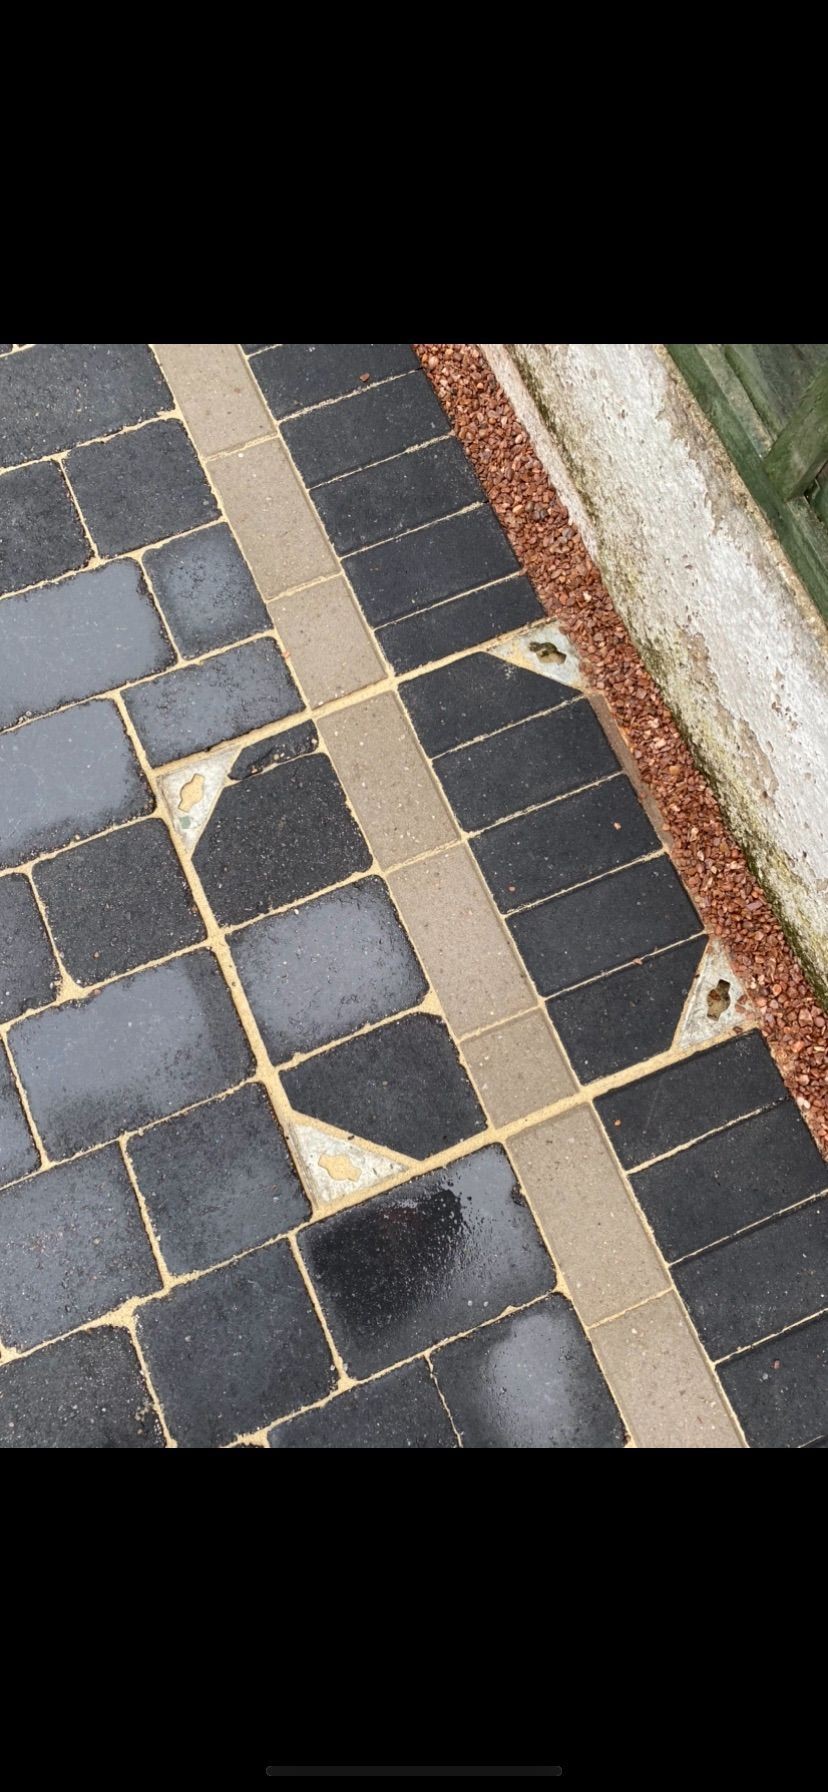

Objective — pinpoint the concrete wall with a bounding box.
[481,343,828,999]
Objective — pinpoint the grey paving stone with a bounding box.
[0,700,153,870]
[0,343,171,466]
[123,637,301,765]
[509,856,701,997]
[432,701,621,831]
[400,650,568,756]
[377,575,543,674]
[128,1083,309,1276]
[33,818,205,985]
[0,1044,38,1189]
[0,460,89,596]
[312,438,485,555]
[249,343,417,419]
[0,875,59,1022]
[547,937,708,1082]
[718,1310,828,1448]
[268,1360,457,1449]
[673,1195,828,1362]
[136,1241,337,1446]
[0,559,175,731]
[230,877,427,1063]
[432,1296,625,1448]
[143,522,271,659]
[0,1145,161,1351]
[282,371,449,486]
[594,1031,788,1168]
[8,951,254,1159]
[472,774,659,912]
[0,1327,165,1449]
[65,419,218,556]
[345,505,520,626]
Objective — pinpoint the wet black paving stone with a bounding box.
[509,856,701,998]
[377,576,543,675]
[0,559,175,731]
[673,1197,828,1359]
[631,1100,828,1263]
[547,937,707,1083]
[123,637,301,766]
[9,951,253,1159]
[473,775,659,912]
[65,419,218,556]
[269,1359,457,1449]
[249,343,417,419]
[283,371,449,486]
[0,1327,165,1450]
[432,1296,624,1448]
[229,721,318,780]
[298,1145,554,1379]
[718,1311,828,1448]
[143,522,270,659]
[0,875,59,1022]
[0,1145,161,1351]
[231,878,427,1063]
[594,1031,787,1169]
[0,343,171,466]
[0,1045,38,1189]
[401,652,567,757]
[282,1012,486,1161]
[345,506,520,626]
[312,438,484,555]
[128,1083,309,1276]
[34,818,205,985]
[136,1241,336,1447]
[0,460,89,596]
[432,702,621,832]
[194,753,371,928]
[0,700,153,870]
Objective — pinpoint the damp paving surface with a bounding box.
[0,342,825,1451]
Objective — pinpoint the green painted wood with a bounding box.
[724,344,828,434]
[812,469,828,528]
[763,364,828,500]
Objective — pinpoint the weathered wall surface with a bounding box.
[481,342,828,998]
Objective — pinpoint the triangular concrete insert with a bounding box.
[673,938,751,1052]
[491,619,583,690]
[288,1119,411,1206]
[159,747,236,854]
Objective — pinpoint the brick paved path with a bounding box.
[0,342,826,1448]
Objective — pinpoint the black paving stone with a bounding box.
[312,438,484,555]
[298,1145,554,1379]
[0,460,89,596]
[473,775,659,912]
[229,721,318,780]
[432,701,621,831]
[509,856,701,997]
[400,651,567,757]
[0,1145,161,1351]
[194,753,371,928]
[249,343,417,419]
[33,818,205,986]
[123,637,301,766]
[631,1100,828,1263]
[9,951,254,1159]
[345,506,520,626]
[282,1012,486,1161]
[0,1327,165,1450]
[143,522,270,659]
[673,1197,828,1359]
[230,877,427,1063]
[136,1241,336,1447]
[0,875,59,1022]
[0,700,153,870]
[0,1045,38,1189]
[0,559,175,731]
[128,1083,309,1276]
[0,343,171,466]
[547,937,707,1083]
[594,1031,787,1169]
[432,1296,625,1449]
[718,1311,828,1448]
[65,419,218,556]
[282,371,449,486]
[268,1360,457,1449]
[377,575,543,674]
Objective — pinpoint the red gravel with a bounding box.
[415,342,828,1158]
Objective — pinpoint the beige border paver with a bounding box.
[389,844,535,1037]
[590,1292,744,1448]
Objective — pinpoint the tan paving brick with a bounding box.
[389,845,535,1037]
[461,1009,575,1125]
[268,577,384,707]
[209,437,336,599]
[508,1106,669,1326]
[319,693,458,869]
[154,344,272,458]
[591,1292,744,1449]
